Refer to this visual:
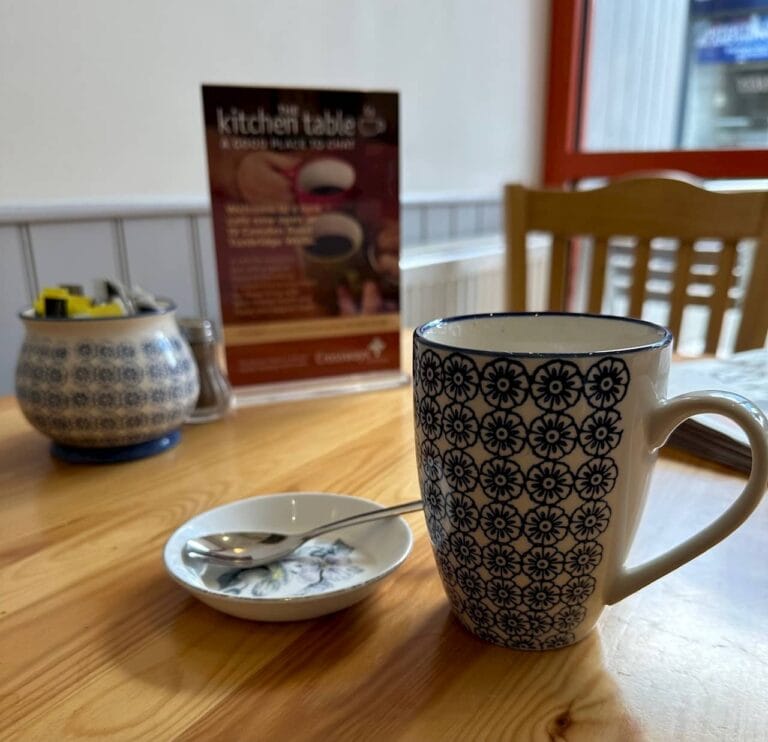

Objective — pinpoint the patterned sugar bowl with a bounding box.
[15,302,199,463]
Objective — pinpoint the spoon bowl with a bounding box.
[184,499,423,567]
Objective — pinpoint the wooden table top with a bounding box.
[1,371,766,741]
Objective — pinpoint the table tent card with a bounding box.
[202,85,404,403]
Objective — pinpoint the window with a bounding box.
[544,0,768,185]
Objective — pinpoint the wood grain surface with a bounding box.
[1,370,766,741]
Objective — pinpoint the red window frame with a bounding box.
[544,0,768,187]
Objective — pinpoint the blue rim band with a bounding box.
[413,312,673,358]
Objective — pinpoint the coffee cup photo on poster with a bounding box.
[301,212,365,315]
[294,157,356,204]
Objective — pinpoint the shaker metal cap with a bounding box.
[178,317,217,343]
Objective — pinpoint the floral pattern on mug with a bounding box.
[584,357,629,409]
[480,410,527,456]
[480,458,525,502]
[526,461,575,505]
[442,403,480,449]
[531,360,583,412]
[575,457,618,499]
[481,358,529,409]
[414,339,631,650]
[528,413,578,459]
[443,354,480,403]
[419,350,444,396]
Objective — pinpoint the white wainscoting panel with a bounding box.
[123,217,199,318]
[479,202,503,233]
[0,227,29,394]
[195,215,223,326]
[454,204,480,238]
[401,207,423,246]
[404,252,504,328]
[31,221,120,290]
[425,205,453,243]
[402,235,549,329]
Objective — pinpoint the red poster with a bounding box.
[202,85,402,395]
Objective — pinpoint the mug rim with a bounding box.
[414,311,673,358]
[18,298,176,323]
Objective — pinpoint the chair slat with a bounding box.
[588,237,608,314]
[548,235,569,311]
[611,267,740,287]
[504,178,768,353]
[611,244,727,267]
[736,215,768,351]
[504,184,528,311]
[667,239,694,344]
[629,238,650,318]
[704,241,738,354]
[613,290,738,308]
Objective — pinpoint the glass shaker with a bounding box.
[178,318,233,422]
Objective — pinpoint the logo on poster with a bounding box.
[358,105,387,137]
[314,337,388,365]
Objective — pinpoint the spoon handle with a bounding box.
[303,499,423,540]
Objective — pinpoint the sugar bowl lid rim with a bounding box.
[18,298,177,322]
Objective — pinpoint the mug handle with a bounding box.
[606,390,768,604]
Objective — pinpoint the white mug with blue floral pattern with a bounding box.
[413,313,768,650]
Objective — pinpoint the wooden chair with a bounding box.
[504,176,768,353]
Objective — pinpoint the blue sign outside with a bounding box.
[694,12,768,63]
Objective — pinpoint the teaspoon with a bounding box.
[184,499,423,568]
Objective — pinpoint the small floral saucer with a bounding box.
[163,493,414,621]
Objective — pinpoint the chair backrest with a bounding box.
[504,177,768,353]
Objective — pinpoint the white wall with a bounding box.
[0,0,550,202]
